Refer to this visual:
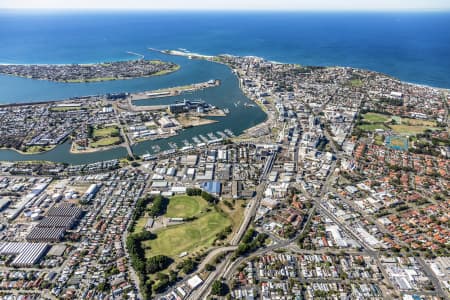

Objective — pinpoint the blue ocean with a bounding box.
[1,11,450,88]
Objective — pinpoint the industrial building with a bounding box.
[26,227,66,243]
[159,116,175,128]
[167,99,209,114]
[82,183,100,203]
[0,198,11,211]
[201,181,222,196]
[0,242,49,267]
[232,180,243,199]
[26,203,83,242]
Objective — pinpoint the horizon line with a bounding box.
[1,8,450,12]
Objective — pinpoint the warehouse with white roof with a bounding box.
[0,242,49,267]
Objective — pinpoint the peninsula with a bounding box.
[0,59,180,82]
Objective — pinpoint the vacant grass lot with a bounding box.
[144,211,230,258]
[391,125,437,135]
[22,145,55,153]
[165,195,209,219]
[93,126,119,138]
[49,106,83,112]
[400,118,437,127]
[91,136,121,147]
[218,199,246,233]
[132,214,149,234]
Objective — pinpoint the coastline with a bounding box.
[0,64,181,84]
[69,141,127,154]
[130,79,220,102]
[176,116,219,128]
[151,48,450,92]
[0,146,57,155]
[0,60,181,84]
[6,48,446,163]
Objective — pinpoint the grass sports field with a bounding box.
[358,124,389,132]
[143,210,230,258]
[359,112,438,135]
[358,112,391,132]
[362,112,391,123]
[165,195,209,218]
[349,79,363,87]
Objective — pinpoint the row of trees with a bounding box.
[187,187,218,204]
[128,196,152,232]
[126,231,156,274]
[186,188,202,196]
[126,230,177,299]
[234,228,268,258]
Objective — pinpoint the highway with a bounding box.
[113,103,135,159]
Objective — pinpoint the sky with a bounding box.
[0,0,449,11]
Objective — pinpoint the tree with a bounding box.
[205,264,216,271]
[97,281,110,292]
[186,188,202,196]
[178,258,196,274]
[201,191,216,204]
[148,195,168,217]
[211,280,227,296]
[146,255,173,274]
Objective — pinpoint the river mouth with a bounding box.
[0,51,267,164]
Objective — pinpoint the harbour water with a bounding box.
[0,52,267,164]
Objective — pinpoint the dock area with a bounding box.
[130,79,220,101]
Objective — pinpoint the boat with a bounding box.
[168,142,178,149]
[216,131,227,139]
[151,145,161,153]
[142,153,155,161]
[199,135,209,143]
[182,139,191,147]
[244,103,255,108]
[207,132,218,140]
[223,108,230,114]
[192,137,201,144]
[224,129,235,137]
